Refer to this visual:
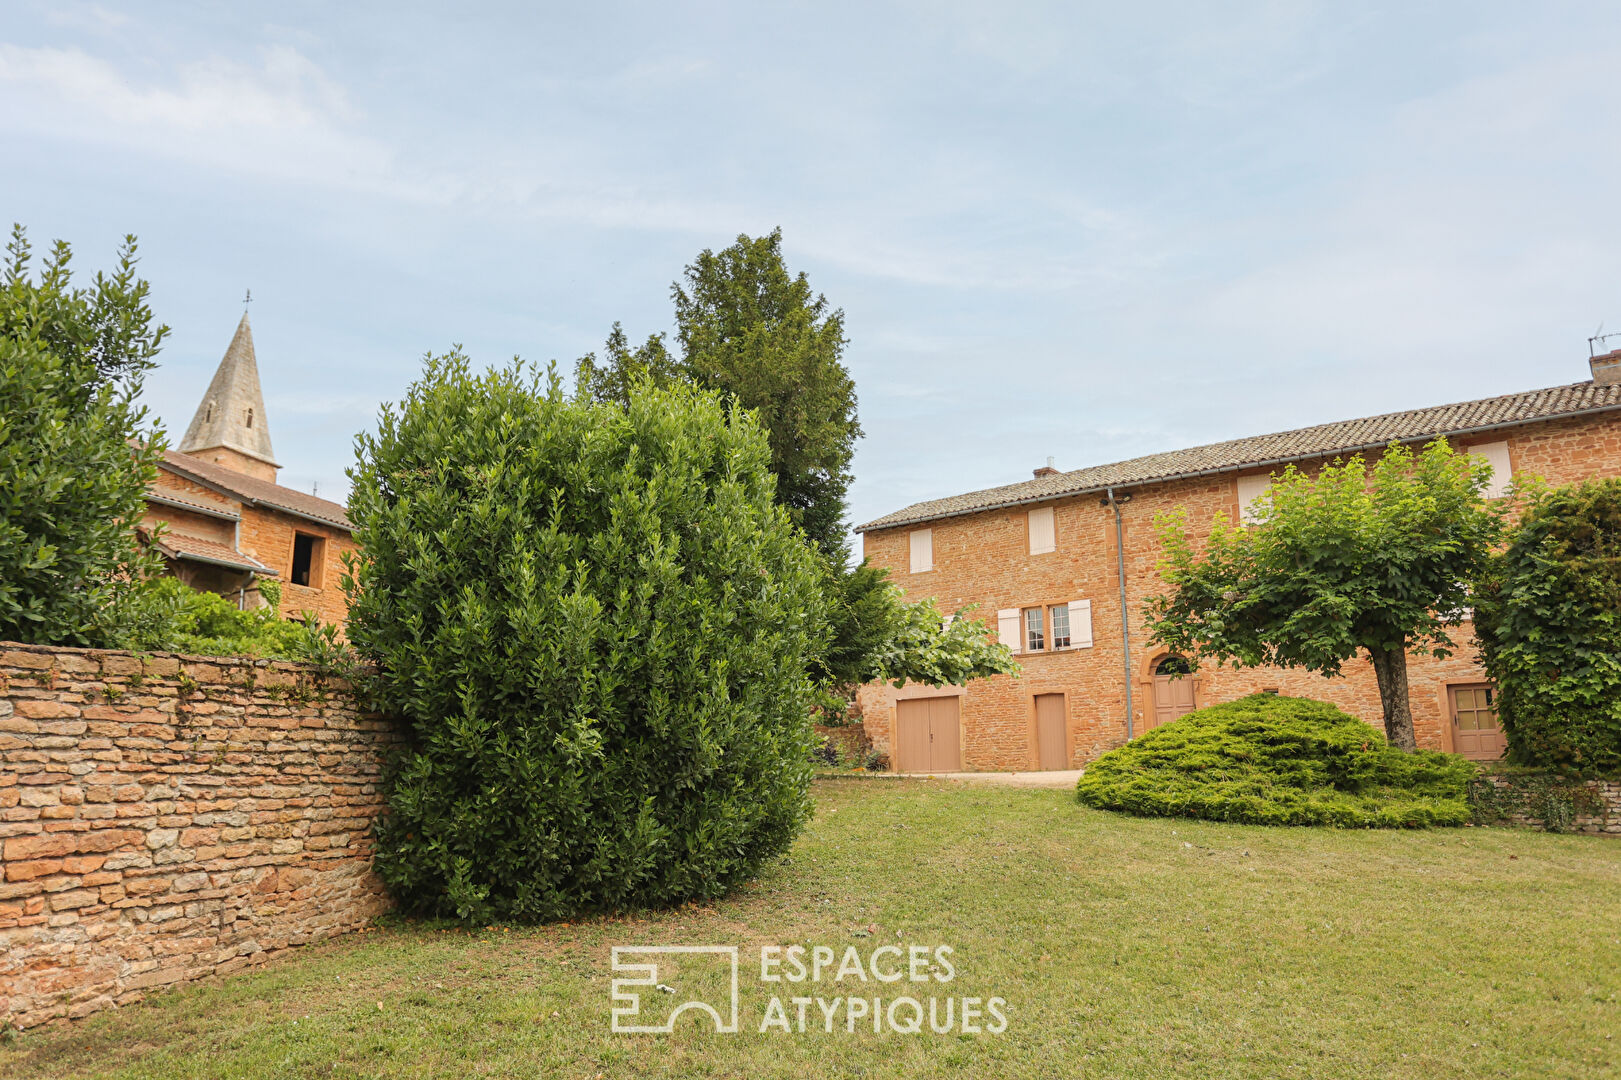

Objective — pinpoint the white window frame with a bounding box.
[1023,606,1046,652]
[1048,603,1071,649]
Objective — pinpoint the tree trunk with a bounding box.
[1367,646,1417,751]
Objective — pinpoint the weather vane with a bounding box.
[244,288,253,312]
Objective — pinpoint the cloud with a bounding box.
[0,42,422,197]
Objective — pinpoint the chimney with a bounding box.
[1592,348,1621,386]
[1033,455,1058,478]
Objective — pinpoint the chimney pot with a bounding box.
[1593,348,1621,386]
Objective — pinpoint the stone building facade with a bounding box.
[138,314,356,629]
[855,351,1621,773]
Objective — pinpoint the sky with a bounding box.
[4,1,1619,537]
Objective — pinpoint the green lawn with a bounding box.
[3,778,1617,1079]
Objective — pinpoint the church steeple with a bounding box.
[178,313,280,482]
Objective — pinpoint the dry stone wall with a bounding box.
[0,643,397,1028]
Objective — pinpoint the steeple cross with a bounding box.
[243,288,252,312]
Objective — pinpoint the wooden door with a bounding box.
[1451,684,1506,761]
[894,697,960,772]
[1148,656,1197,732]
[1034,694,1068,770]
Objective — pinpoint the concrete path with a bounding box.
[903,769,1082,789]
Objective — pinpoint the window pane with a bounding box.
[1049,605,1070,649]
[1025,607,1045,652]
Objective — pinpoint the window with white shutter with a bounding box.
[1068,599,1093,648]
[1028,506,1056,555]
[1049,604,1070,648]
[1236,473,1272,524]
[909,528,933,573]
[1467,441,1513,499]
[996,608,1022,653]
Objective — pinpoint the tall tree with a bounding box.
[573,230,1013,698]
[0,226,169,647]
[573,322,678,410]
[673,229,860,557]
[1146,440,1504,750]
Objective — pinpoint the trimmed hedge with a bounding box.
[1076,694,1473,827]
[1473,478,1621,774]
[346,356,827,922]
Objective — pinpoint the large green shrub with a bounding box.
[0,227,169,647]
[1076,695,1473,827]
[345,355,827,922]
[1474,479,1621,774]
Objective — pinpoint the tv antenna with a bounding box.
[1590,323,1621,357]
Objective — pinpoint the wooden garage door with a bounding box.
[1034,693,1068,770]
[894,697,961,773]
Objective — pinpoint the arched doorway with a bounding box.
[1147,655,1197,732]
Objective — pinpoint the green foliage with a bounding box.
[675,229,860,557]
[344,353,827,922]
[256,577,283,612]
[1076,694,1474,827]
[577,229,860,558]
[1147,439,1505,749]
[1473,478,1621,773]
[572,322,681,409]
[817,558,1018,694]
[124,576,348,665]
[1466,768,1606,833]
[0,225,169,647]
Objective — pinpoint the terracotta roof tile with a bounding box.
[158,450,352,530]
[857,379,1621,532]
[144,487,240,520]
[144,530,274,574]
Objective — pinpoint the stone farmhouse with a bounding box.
[855,349,1621,773]
[138,314,356,628]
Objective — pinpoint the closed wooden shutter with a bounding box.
[909,528,933,573]
[1028,507,1056,554]
[997,608,1022,652]
[1236,474,1272,523]
[1068,599,1093,648]
[1468,441,1512,499]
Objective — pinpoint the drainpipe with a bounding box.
[1106,487,1134,740]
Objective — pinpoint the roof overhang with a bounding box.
[157,457,350,531]
[144,491,240,521]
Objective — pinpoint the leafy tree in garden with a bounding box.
[1147,440,1504,750]
[1474,478,1621,773]
[817,559,1017,691]
[0,226,169,647]
[344,354,827,921]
